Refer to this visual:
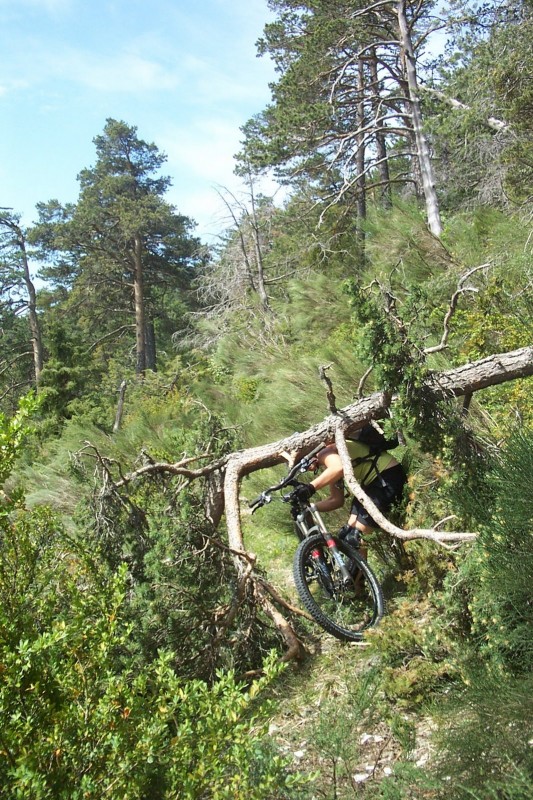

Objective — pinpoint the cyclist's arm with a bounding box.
[314,480,344,512]
[309,445,344,492]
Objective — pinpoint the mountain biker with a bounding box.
[290,435,406,547]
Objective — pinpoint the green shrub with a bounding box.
[0,535,304,799]
[446,428,533,675]
[405,428,533,799]
[366,600,458,708]
[0,398,306,799]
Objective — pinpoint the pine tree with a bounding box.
[32,120,201,375]
[238,0,443,235]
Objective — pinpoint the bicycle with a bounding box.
[249,442,385,642]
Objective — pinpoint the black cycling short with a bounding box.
[350,463,407,529]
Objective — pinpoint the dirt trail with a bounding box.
[265,632,437,798]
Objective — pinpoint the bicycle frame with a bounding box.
[250,443,385,640]
[249,444,354,586]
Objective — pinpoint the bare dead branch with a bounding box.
[430,345,533,397]
[357,366,374,398]
[319,363,338,413]
[86,325,135,354]
[113,380,127,433]
[211,557,256,652]
[419,84,512,133]
[333,425,477,544]
[424,263,491,354]
[254,576,314,620]
[0,351,33,376]
[109,453,229,488]
[462,392,473,416]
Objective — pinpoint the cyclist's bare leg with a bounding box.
[345,515,376,590]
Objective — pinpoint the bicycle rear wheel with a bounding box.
[293,534,384,642]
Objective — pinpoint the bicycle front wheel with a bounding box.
[293,534,384,642]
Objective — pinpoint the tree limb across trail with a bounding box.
[105,344,533,658]
[111,344,533,543]
[119,343,533,537]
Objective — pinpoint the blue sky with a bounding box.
[0,0,277,242]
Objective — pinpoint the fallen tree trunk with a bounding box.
[104,344,533,657]
[430,346,533,397]
[221,345,533,541]
[111,345,533,540]
[218,345,533,652]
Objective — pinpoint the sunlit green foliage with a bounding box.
[0,401,306,799]
[0,394,39,483]
[0,554,303,799]
[1,3,533,795]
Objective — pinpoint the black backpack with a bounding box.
[349,422,399,455]
[347,422,400,485]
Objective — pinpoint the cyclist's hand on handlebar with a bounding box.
[249,493,269,512]
[289,482,316,502]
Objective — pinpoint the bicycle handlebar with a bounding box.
[248,441,326,511]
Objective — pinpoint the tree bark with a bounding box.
[1,218,44,387]
[369,48,392,208]
[248,178,271,312]
[430,346,533,397]
[396,0,442,236]
[145,320,157,372]
[133,234,146,375]
[113,380,127,433]
[356,56,367,228]
[18,229,44,387]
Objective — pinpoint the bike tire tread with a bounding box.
[293,534,384,642]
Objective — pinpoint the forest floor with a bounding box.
[263,628,438,799]
[247,512,441,798]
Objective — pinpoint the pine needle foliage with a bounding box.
[449,428,533,675]
[401,428,533,799]
[197,268,371,445]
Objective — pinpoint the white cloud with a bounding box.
[0,76,32,97]
[157,119,241,237]
[1,37,270,101]
[0,34,184,97]
[161,121,284,241]
[160,119,243,182]
[56,47,181,92]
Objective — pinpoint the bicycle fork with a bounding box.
[298,505,354,587]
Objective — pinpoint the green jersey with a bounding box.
[346,440,396,485]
